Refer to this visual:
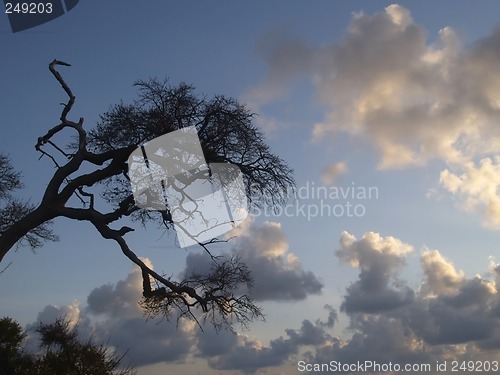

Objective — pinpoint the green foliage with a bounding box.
[0,317,33,375]
[0,317,134,375]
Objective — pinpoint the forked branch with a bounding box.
[1,60,294,332]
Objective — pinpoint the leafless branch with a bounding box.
[0,261,12,276]
[0,61,294,333]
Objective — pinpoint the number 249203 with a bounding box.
[5,2,53,14]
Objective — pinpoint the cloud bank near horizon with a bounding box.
[25,228,500,374]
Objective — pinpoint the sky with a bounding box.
[2,1,500,374]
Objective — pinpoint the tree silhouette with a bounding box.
[0,316,134,375]
[0,154,58,254]
[0,60,294,330]
[0,317,32,374]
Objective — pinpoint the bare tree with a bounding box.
[0,154,58,254]
[0,61,294,330]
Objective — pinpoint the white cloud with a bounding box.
[198,306,336,375]
[336,231,414,313]
[321,161,348,184]
[339,232,500,347]
[34,300,81,329]
[200,230,500,374]
[302,231,500,371]
[24,221,324,371]
[24,230,500,374]
[199,227,500,373]
[28,259,196,368]
[440,157,500,228]
[233,220,323,301]
[247,3,500,227]
[101,316,195,366]
[184,220,323,301]
[385,3,412,27]
[83,258,198,367]
[420,249,465,296]
[317,6,500,170]
[311,5,482,169]
[86,261,145,317]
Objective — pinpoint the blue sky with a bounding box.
[2,1,500,374]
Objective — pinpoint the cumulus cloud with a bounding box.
[83,258,196,367]
[183,220,323,302]
[22,301,84,354]
[335,232,500,346]
[247,3,500,228]
[336,231,414,313]
[232,221,323,301]
[100,316,195,366]
[205,231,500,374]
[29,295,333,375]
[420,249,465,296]
[198,230,500,374]
[440,157,500,228]
[86,259,147,317]
[321,161,348,184]
[28,259,196,368]
[251,4,500,168]
[300,231,500,374]
[199,305,336,375]
[311,4,470,170]
[34,300,82,329]
[25,221,323,373]
[24,230,500,374]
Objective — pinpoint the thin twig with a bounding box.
[47,140,72,158]
[0,261,13,276]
